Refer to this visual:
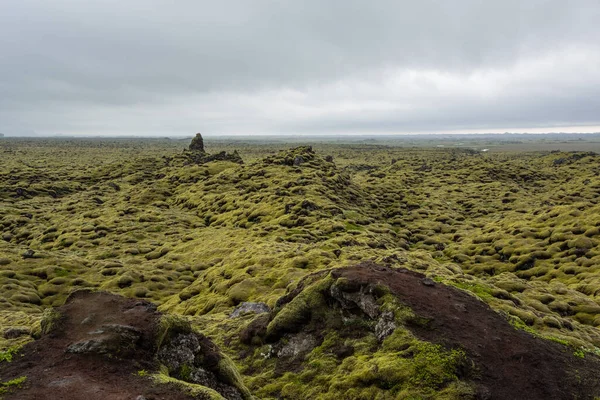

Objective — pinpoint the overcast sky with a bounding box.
[1,0,600,136]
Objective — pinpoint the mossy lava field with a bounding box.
[2,136,600,399]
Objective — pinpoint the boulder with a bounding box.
[230,302,270,318]
[66,324,142,356]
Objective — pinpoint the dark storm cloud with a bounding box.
[1,0,599,135]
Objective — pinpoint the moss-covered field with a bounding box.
[2,136,600,398]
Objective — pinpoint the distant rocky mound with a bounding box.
[181,133,243,165]
[0,290,253,400]
[262,145,319,167]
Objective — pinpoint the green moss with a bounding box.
[227,280,258,304]
[568,237,595,250]
[155,314,193,349]
[39,308,62,335]
[450,281,494,301]
[410,343,467,386]
[0,346,20,363]
[150,373,225,400]
[252,329,471,399]
[507,309,537,330]
[179,363,193,381]
[573,348,586,358]
[215,354,254,400]
[547,336,570,346]
[5,139,600,397]
[0,376,27,396]
[381,329,415,352]
[266,276,332,340]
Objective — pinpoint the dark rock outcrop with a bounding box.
[177,133,243,166]
[66,324,143,356]
[189,133,205,152]
[157,330,245,400]
[185,149,243,165]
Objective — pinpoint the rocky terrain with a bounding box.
[0,289,251,399]
[1,136,600,399]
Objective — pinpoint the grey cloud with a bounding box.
[1,0,599,135]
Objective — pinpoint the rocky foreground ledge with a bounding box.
[233,262,600,399]
[3,263,600,399]
[0,290,252,400]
